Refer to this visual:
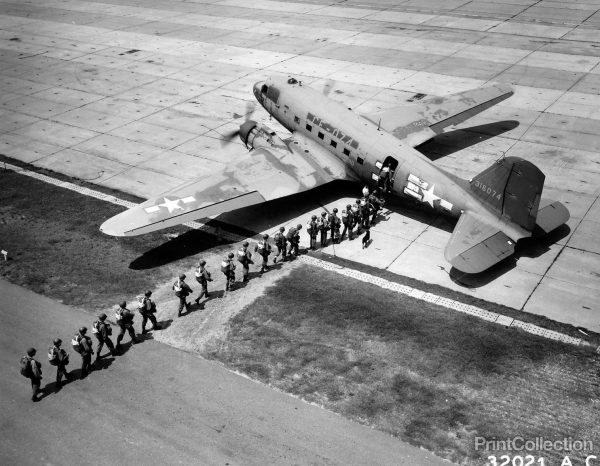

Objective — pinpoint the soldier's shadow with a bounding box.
[156,318,173,330]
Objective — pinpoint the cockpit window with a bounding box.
[287,77,298,84]
[261,84,268,94]
[266,85,280,104]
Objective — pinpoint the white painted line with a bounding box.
[3,162,589,348]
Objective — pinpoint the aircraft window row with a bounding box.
[304,120,352,157]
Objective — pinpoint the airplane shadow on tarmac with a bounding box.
[418,121,520,161]
[129,181,359,270]
[448,223,571,288]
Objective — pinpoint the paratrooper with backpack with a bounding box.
[92,312,115,359]
[329,208,341,244]
[137,290,160,333]
[286,224,302,258]
[307,215,318,250]
[115,301,139,348]
[194,260,212,304]
[221,253,236,294]
[273,227,287,263]
[72,327,94,378]
[173,274,193,317]
[237,241,253,282]
[318,211,329,247]
[20,347,43,402]
[255,234,272,273]
[48,338,69,389]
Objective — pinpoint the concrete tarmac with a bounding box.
[0,278,446,466]
[1,0,598,331]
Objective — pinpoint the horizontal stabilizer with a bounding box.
[445,211,515,274]
[535,199,570,234]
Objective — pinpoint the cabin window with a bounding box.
[330,140,337,148]
[343,148,350,156]
[357,157,364,165]
[318,131,324,140]
[306,123,312,132]
[294,116,300,124]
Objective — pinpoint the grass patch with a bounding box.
[210,264,600,465]
[0,167,225,311]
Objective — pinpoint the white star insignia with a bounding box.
[159,197,183,213]
[420,184,440,207]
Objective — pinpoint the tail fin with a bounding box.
[470,156,544,231]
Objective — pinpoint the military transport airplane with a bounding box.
[100,76,569,274]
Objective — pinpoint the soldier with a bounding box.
[287,224,302,257]
[115,301,139,348]
[194,260,212,303]
[237,241,253,282]
[273,226,287,263]
[173,274,193,317]
[306,215,318,250]
[318,211,329,247]
[352,199,361,234]
[329,208,341,244]
[256,234,272,272]
[72,327,94,378]
[20,348,43,402]
[221,253,236,293]
[48,338,69,389]
[92,313,115,359]
[379,163,391,192]
[360,197,370,229]
[369,189,384,224]
[138,290,160,333]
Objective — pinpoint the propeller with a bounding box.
[221,101,257,144]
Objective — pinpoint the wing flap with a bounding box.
[362,83,513,147]
[444,211,515,273]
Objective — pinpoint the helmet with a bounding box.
[99,313,107,320]
[242,241,249,247]
[263,234,269,239]
[179,273,186,279]
[79,327,87,334]
[333,208,338,213]
[27,348,36,356]
[346,204,351,209]
[119,301,127,308]
[279,226,285,232]
[356,199,361,204]
[297,224,302,229]
[228,252,234,258]
[199,259,206,266]
[145,290,152,297]
[311,215,317,220]
[321,212,326,217]
[53,338,62,346]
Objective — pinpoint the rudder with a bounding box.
[470,157,544,231]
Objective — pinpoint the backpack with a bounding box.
[221,260,230,273]
[115,308,124,322]
[237,248,246,263]
[92,319,101,334]
[274,232,284,246]
[48,346,59,366]
[71,334,83,353]
[173,279,182,293]
[20,356,32,377]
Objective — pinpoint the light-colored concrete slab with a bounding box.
[71,134,167,166]
[518,50,600,73]
[34,148,129,183]
[29,86,106,107]
[81,97,163,120]
[567,218,600,255]
[546,91,600,120]
[489,21,572,39]
[524,277,600,332]
[109,120,198,149]
[53,107,133,132]
[11,120,99,148]
[135,149,225,181]
[101,165,188,199]
[0,132,62,163]
[0,110,40,133]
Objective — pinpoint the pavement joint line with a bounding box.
[3,162,591,349]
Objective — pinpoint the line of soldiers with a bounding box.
[307,187,384,249]
[20,291,160,402]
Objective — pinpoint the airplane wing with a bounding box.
[101,133,351,236]
[444,211,515,274]
[361,83,513,147]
